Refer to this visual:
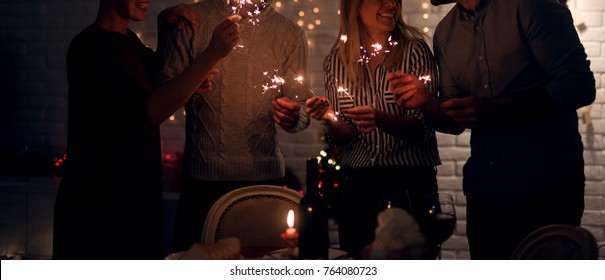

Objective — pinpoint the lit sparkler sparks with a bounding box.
[227,0,269,48]
[294,75,304,84]
[337,85,350,97]
[325,111,339,122]
[418,75,431,84]
[258,68,305,98]
[355,35,400,64]
[358,46,370,64]
[228,0,268,18]
[387,35,398,48]
[260,70,286,95]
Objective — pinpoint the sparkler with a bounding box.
[227,0,268,20]
[260,69,285,95]
[355,35,399,64]
[227,0,269,48]
[337,85,351,98]
[418,75,431,84]
[324,111,339,122]
[257,67,306,101]
[294,75,304,84]
[340,35,348,43]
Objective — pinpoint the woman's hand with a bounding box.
[342,106,377,133]
[387,70,432,109]
[305,96,335,121]
[206,15,242,58]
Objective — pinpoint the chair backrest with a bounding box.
[511,224,598,260]
[201,185,302,249]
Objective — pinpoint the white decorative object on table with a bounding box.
[363,207,427,259]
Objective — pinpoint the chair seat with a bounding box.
[511,224,598,260]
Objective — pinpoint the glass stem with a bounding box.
[437,243,442,260]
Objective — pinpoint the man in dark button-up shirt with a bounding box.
[388,0,595,259]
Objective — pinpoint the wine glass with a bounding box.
[425,193,456,259]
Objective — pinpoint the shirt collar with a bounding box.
[455,0,489,18]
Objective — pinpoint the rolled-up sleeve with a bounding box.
[156,18,196,86]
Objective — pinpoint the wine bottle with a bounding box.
[297,157,330,259]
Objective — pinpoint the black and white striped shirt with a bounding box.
[323,39,441,168]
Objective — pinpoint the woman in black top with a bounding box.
[53,0,241,259]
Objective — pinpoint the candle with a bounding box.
[285,209,297,238]
[281,209,298,259]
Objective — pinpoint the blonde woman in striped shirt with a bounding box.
[306,0,441,259]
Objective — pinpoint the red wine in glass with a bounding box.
[425,193,456,259]
[427,213,456,244]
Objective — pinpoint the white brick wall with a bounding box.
[0,0,603,259]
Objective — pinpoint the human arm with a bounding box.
[276,28,313,133]
[388,71,462,133]
[434,0,595,129]
[519,0,595,111]
[148,15,241,125]
[157,3,198,32]
[387,38,464,135]
[272,97,303,129]
[195,67,219,95]
[307,57,358,146]
[306,96,355,145]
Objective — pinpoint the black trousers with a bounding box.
[466,172,585,260]
[171,177,286,253]
[337,166,439,259]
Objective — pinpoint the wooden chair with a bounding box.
[201,185,302,256]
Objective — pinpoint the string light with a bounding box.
[422,1,430,34]
[275,0,324,35]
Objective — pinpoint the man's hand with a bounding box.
[441,96,490,129]
[272,97,301,128]
[195,68,219,95]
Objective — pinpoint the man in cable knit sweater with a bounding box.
[157,0,313,253]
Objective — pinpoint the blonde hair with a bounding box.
[333,0,427,86]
